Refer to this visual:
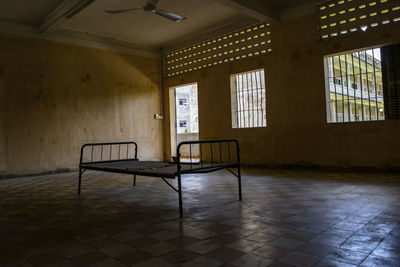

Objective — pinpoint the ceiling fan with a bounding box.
[105,0,187,22]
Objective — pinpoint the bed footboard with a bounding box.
[176,139,242,217]
[78,141,138,194]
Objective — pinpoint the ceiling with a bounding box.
[0,0,314,56]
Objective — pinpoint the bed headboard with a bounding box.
[80,141,138,165]
[176,139,240,169]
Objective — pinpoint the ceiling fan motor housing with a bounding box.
[143,0,158,12]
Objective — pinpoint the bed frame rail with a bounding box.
[78,139,241,218]
[79,141,138,165]
[176,139,240,170]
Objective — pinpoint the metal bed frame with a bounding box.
[78,139,242,217]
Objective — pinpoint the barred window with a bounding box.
[324,48,385,122]
[230,69,266,128]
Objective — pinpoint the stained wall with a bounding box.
[163,15,400,169]
[0,34,163,175]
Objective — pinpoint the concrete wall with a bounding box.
[0,65,5,172]
[163,15,400,169]
[0,34,163,175]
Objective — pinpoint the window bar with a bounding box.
[255,72,259,126]
[357,51,365,121]
[372,49,379,120]
[260,70,263,126]
[240,74,245,128]
[258,70,264,125]
[249,72,255,127]
[254,72,260,126]
[126,144,129,159]
[237,75,241,128]
[332,56,339,122]
[250,72,254,127]
[351,53,358,121]
[338,54,346,122]
[118,144,121,160]
[241,73,246,127]
[235,77,240,127]
[109,145,112,160]
[345,54,351,122]
[246,73,251,127]
[238,75,241,128]
[243,73,247,127]
[263,70,266,126]
[364,50,372,120]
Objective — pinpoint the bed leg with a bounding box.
[78,167,82,195]
[238,166,242,201]
[133,175,136,187]
[178,173,183,218]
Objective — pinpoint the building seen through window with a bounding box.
[230,69,266,128]
[175,84,198,134]
[178,99,187,106]
[178,120,187,128]
[324,48,385,123]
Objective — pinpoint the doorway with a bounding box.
[169,83,199,161]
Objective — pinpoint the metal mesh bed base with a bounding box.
[81,160,238,179]
[78,140,241,217]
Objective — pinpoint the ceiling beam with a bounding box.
[40,0,96,34]
[52,28,159,57]
[213,0,280,23]
[0,17,158,58]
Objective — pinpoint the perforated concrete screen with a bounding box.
[165,23,271,77]
[317,0,400,40]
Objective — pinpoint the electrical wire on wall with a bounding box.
[154,47,164,120]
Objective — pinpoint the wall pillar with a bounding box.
[0,74,6,173]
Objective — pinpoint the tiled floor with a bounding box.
[0,168,399,266]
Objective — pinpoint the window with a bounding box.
[178,120,187,128]
[324,47,385,122]
[178,98,187,106]
[230,69,266,128]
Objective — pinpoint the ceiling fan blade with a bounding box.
[154,9,186,21]
[104,7,142,14]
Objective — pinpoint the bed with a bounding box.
[78,139,242,217]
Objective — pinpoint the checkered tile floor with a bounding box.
[0,168,399,266]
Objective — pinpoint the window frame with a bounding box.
[230,69,267,129]
[178,98,187,106]
[323,47,385,123]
